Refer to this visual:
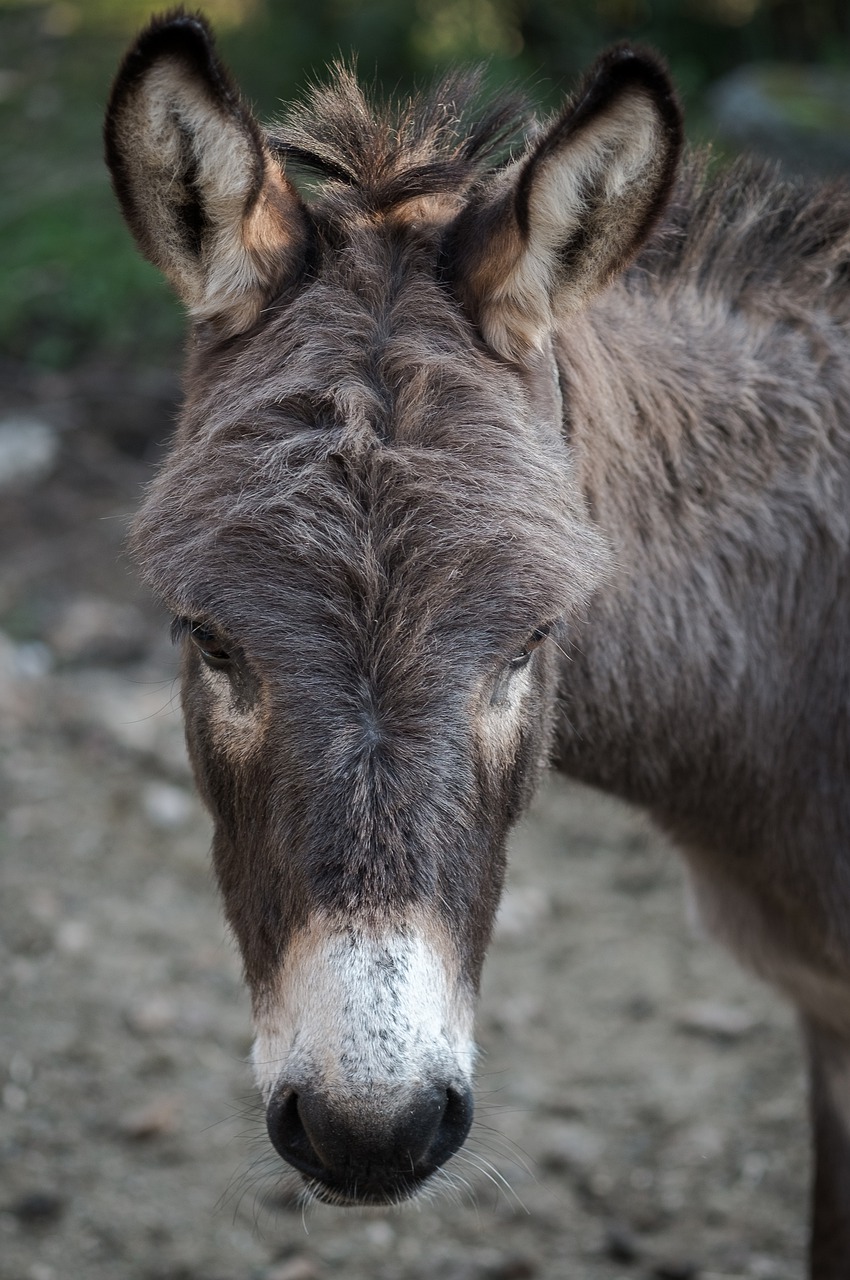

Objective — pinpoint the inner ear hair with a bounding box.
[105,9,308,335]
[519,45,682,284]
[448,46,683,362]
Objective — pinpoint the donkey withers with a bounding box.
[106,11,850,1274]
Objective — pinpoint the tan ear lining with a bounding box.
[105,11,310,336]
[446,47,683,362]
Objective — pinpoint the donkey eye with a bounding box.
[192,626,232,669]
[507,623,552,670]
[172,617,233,670]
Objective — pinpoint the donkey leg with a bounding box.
[805,1018,850,1279]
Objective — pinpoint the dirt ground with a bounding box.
[0,364,809,1280]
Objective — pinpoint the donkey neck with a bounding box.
[553,271,850,821]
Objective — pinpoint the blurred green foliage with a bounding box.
[0,0,847,371]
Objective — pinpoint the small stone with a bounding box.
[364,1220,394,1247]
[485,1256,537,1279]
[28,1265,57,1280]
[15,642,52,679]
[740,1151,770,1186]
[10,1191,66,1226]
[0,632,50,722]
[494,886,550,939]
[0,418,58,490]
[126,995,179,1034]
[54,920,91,955]
[605,1221,641,1263]
[120,1094,181,1139]
[675,1001,759,1042]
[142,782,194,830]
[629,1167,655,1191]
[26,891,60,925]
[749,1257,781,1278]
[653,1261,699,1280]
[264,1257,319,1280]
[583,1169,615,1199]
[11,958,37,986]
[538,1121,605,1173]
[9,1053,33,1086]
[3,1084,27,1113]
[625,994,656,1021]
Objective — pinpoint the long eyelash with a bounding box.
[170,616,191,645]
[508,620,554,666]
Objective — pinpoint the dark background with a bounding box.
[2,0,850,375]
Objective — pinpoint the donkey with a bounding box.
[105,10,850,1275]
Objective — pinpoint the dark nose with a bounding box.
[266,1082,473,1203]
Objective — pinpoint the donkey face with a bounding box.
[106,12,680,1205]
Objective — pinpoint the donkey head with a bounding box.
[106,12,680,1205]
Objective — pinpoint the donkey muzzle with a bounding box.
[266,1081,474,1203]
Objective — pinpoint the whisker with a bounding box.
[452,1150,530,1214]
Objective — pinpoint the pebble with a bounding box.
[3,1084,27,1113]
[537,1121,605,1173]
[15,642,52,679]
[675,1001,759,1042]
[142,781,194,830]
[653,1261,699,1280]
[625,993,656,1021]
[494,885,550,939]
[125,994,179,1034]
[8,1052,33,1086]
[0,631,50,723]
[119,1093,181,1139]
[28,1265,57,1280]
[484,1256,537,1279]
[9,1191,66,1226]
[54,919,91,955]
[0,417,58,490]
[363,1220,394,1247]
[26,890,60,923]
[748,1257,781,1278]
[605,1221,642,1263]
[264,1257,319,1280]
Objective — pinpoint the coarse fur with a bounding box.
[106,11,850,1274]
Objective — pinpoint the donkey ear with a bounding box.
[449,47,682,361]
[105,10,308,335]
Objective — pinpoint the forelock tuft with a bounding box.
[268,66,533,212]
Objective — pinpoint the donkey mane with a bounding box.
[270,67,850,320]
[635,154,850,317]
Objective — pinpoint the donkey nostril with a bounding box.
[266,1089,324,1176]
[423,1084,474,1171]
[266,1081,474,1196]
